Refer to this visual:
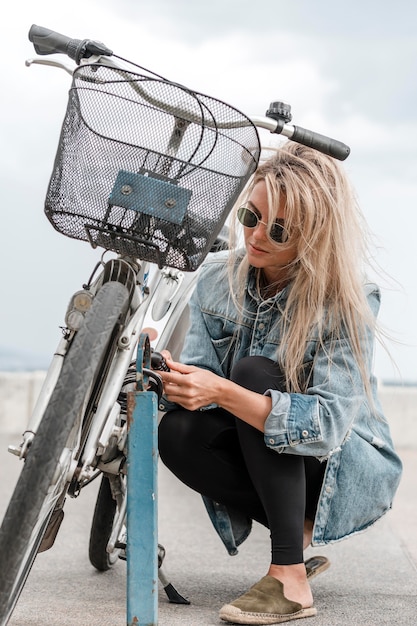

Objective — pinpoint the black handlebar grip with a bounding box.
[290,125,350,161]
[28,24,112,64]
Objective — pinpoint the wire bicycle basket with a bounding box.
[45,63,260,270]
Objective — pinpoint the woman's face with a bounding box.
[243,180,297,285]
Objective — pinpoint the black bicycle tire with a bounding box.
[88,474,121,571]
[0,281,130,625]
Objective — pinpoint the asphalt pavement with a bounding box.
[0,430,416,625]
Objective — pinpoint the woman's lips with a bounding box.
[248,242,269,254]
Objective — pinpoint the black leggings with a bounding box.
[158,356,326,565]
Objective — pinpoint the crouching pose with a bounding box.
[158,142,402,625]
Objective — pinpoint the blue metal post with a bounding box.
[126,334,158,626]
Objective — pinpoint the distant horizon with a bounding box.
[0,345,50,373]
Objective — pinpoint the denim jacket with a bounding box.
[177,251,402,552]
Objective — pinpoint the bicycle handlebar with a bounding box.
[249,115,350,160]
[284,125,350,160]
[29,24,113,64]
[27,24,350,161]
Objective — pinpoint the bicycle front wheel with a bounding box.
[0,281,131,625]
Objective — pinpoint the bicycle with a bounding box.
[0,24,350,625]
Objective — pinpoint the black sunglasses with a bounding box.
[237,206,286,243]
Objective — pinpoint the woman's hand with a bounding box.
[159,358,222,411]
[159,357,273,432]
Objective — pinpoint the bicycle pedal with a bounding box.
[117,543,166,567]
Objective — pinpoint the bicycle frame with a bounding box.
[11,252,196,462]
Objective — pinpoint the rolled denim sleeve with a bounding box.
[263,338,370,457]
[264,391,323,451]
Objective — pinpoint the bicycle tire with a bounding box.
[0,281,131,626]
[88,474,123,571]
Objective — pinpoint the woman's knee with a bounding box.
[230,356,286,394]
[158,410,192,468]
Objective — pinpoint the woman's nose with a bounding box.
[252,221,268,240]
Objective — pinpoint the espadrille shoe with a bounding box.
[219,576,317,625]
[305,555,330,580]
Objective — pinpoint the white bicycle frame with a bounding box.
[11,255,198,458]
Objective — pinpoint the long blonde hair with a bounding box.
[228,141,377,397]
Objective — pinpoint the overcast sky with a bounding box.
[1,0,416,381]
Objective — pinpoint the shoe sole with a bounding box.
[305,555,330,580]
[219,604,317,624]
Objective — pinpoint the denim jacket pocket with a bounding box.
[211,336,237,378]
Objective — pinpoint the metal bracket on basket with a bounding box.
[84,169,194,268]
[109,170,192,224]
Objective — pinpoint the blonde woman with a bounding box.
[158,143,402,624]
